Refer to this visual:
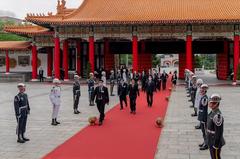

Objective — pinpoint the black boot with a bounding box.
[22,134,30,141]
[199,144,208,150]
[17,135,25,143]
[51,119,57,126]
[55,118,60,125]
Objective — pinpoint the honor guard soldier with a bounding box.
[190,76,197,110]
[92,80,109,126]
[87,73,95,106]
[101,71,107,86]
[194,79,203,129]
[161,70,168,90]
[133,71,139,83]
[145,75,156,107]
[14,83,30,143]
[128,79,140,114]
[109,70,115,96]
[207,94,225,159]
[49,79,61,126]
[141,71,147,92]
[73,75,81,114]
[198,84,209,150]
[118,79,128,110]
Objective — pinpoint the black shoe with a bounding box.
[199,143,204,147]
[51,119,57,126]
[17,139,25,143]
[133,111,136,115]
[55,119,60,125]
[187,95,190,97]
[189,105,194,108]
[195,125,201,129]
[99,122,103,126]
[111,94,115,96]
[188,99,192,102]
[77,110,81,114]
[74,110,80,114]
[191,113,197,117]
[199,145,208,150]
[130,111,133,114]
[22,137,30,142]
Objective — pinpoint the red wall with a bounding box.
[179,53,186,79]
[217,41,229,80]
[138,53,152,72]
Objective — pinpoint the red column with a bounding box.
[47,47,53,77]
[5,50,9,74]
[32,44,38,80]
[89,36,95,72]
[54,37,60,79]
[63,40,69,80]
[186,35,193,71]
[233,35,240,82]
[132,36,138,72]
[76,40,81,75]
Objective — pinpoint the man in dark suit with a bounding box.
[128,79,140,114]
[161,70,169,90]
[145,75,155,107]
[39,67,44,82]
[92,80,109,126]
[118,79,128,110]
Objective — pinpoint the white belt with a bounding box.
[207,130,215,134]
[19,105,28,114]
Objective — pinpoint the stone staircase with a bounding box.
[0,72,32,82]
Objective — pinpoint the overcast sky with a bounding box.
[0,0,83,19]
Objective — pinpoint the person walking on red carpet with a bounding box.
[128,79,140,114]
[92,79,109,125]
[145,75,156,107]
[118,79,128,110]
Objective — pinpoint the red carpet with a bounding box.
[43,80,172,159]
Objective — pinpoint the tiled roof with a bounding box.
[4,25,51,36]
[26,0,240,25]
[0,41,31,51]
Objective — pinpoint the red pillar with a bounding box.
[47,47,53,77]
[31,44,38,80]
[233,35,240,82]
[132,36,138,72]
[89,36,95,72]
[76,40,81,75]
[186,35,193,71]
[5,50,9,74]
[63,40,69,80]
[54,37,60,79]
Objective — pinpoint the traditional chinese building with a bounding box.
[1,0,240,81]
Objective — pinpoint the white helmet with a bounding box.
[209,93,221,103]
[53,78,61,84]
[201,84,209,90]
[196,79,203,85]
[17,83,25,87]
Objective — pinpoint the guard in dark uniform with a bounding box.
[171,71,178,91]
[109,70,115,96]
[133,71,139,83]
[128,79,140,114]
[207,94,225,159]
[73,75,81,114]
[14,83,30,143]
[92,80,109,125]
[145,75,155,107]
[87,73,95,106]
[161,70,168,90]
[198,84,209,150]
[118,79,128,110]
[153,73,160,91]
[39,67,44,82]
[141,71,147,92]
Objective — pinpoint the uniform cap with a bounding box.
[89,72,94,76]
[53,78,61,84]
[201,84,209,89]
[192,75,197,79]
[99,79,104,82]
[17,83,25,87]
[74,75,80,79]
[197,79,203,85]
[209,93,221,103]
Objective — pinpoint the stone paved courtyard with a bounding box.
[0,81,239,159]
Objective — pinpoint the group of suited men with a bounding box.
[185,69,225,159]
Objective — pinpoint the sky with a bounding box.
[0,0,83,19]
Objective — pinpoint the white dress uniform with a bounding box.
[49,86,61,119]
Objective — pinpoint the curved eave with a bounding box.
[0,41,31,51]
[25,19,240,26]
